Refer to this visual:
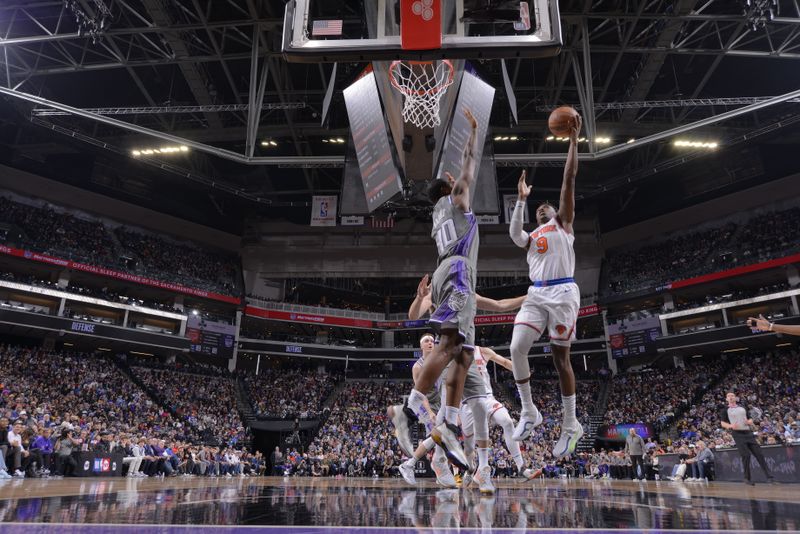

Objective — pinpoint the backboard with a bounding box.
[283,0,562,63]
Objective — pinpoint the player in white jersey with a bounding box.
[507,114,584,459]
[460,345,539,485]
[388,333,458,488]
[393,274,525,493]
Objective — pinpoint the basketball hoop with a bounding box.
[389,60,455,129]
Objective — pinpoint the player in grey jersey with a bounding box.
[394,108,480,470]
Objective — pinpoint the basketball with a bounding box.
[548,106,579,137]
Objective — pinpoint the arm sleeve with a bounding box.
[509,200,530,248]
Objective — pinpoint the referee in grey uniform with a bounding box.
[720,392,774,485]
[625,428,646,480]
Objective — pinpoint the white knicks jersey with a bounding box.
[474,347,494,397]
[526,217,576,282]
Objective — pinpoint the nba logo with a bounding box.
[93,459,102,472]
[320,201,328,217]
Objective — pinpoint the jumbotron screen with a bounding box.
[608,315,662,359]
[187,316,236,358]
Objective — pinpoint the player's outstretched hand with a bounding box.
[464,107,478,130]
[747,314,771,332]
[417,274,431,299]
[517,170,531,201]
[569,114,583,143]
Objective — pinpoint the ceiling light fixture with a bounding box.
[131,145,189,157]
[673,140,719,149]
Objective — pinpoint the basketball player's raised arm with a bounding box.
[476,294,526,313]
[510,170,531,248]
[408,274,433,320]
[558,114,582,234]
[480,346,514,372]
[748,314,800,336]
[450,108,479,213]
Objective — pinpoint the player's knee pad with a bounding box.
[467,398,489,442]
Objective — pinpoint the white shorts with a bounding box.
[514,282,580,347]
[461,396,506,433]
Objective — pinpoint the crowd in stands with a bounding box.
[298,380,407,477]
[0,195,240,296]
[114,228,237,296]
[675,348,800,448]
[603,206,800,296]
[604,358,729,431]
[0,196,118,267]
[129,365,247,448]
[0,345,248,479]
[3,339,798,482]
[245,368,337,420]
[671,283,789,312]
[498,380,599,469]
[734,207,800,265]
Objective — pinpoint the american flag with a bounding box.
[312,20,343,36]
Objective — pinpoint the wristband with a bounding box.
[769,322,774,331]
[516,200,526,208]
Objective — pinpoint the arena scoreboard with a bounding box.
[608,315,662,359]
[187,316,236,358]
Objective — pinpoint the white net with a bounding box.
[389,60,454,129]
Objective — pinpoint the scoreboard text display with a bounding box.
[187,316,236,358]
[608,315,662,359]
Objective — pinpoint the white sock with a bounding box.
[464,433,475,462]
[516,382,538,416]
[512,452,525,471]
[408,389,434,433]
[478,448,490,469]
[562,394,577,428]
[403,457,415,467]
[444,405,459,426]
[422,437,435,451]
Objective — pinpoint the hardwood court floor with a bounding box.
[0,476,798,533]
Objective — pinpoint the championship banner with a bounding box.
[311,196,337,227]
[0,245,240,304]
[504,195,529,224]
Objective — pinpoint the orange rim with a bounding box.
[389,60,455,97]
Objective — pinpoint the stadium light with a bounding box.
[547,137,612,144]
[131,145,189,157]
[261,140,278,147]
[673,140,719,149]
